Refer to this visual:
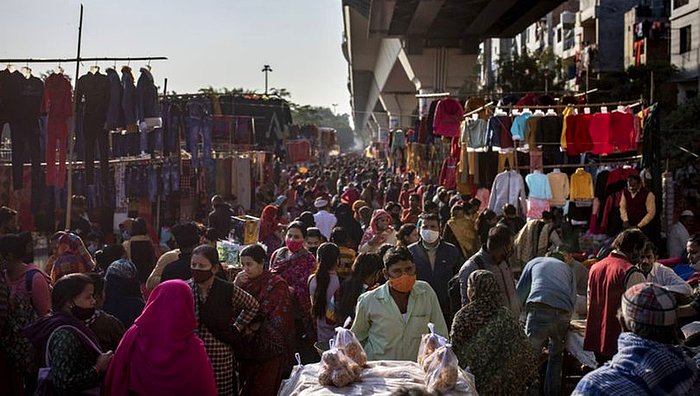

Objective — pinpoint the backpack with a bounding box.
[447,254,485,318]
[0,268,43,375]
[35,325,102,396]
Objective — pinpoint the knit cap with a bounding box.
[621,283,677,327]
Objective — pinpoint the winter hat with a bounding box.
[622,283,677,327]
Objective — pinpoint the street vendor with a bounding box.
[351,246,448,361]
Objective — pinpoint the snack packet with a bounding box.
[417,322,448,367]
[318,340,362,387]
[333,325,368,367]
[424,344,459,394]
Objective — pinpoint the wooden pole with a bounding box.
[65,4,83,230]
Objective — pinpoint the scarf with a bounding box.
[24,311,102,365]
[106,259,138,280]
[259,205,279,242]
[456,270,503,341]
[447,215,479,258]
[104,280,217,396]
[360,210,394,247]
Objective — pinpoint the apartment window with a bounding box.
[680,25,692,54]
[674,0,689,9]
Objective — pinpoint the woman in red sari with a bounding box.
[258,205,284,260]
[234,244,294,396]
[269,221,318,361]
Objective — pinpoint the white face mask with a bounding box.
[420,228,440,244]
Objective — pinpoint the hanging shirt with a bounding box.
[489,170,527,216]
[432,98,464,138]
[570,168,595,200]
[547,171,570,207]
[525,172,553,200]
[610,110,636,152]
[465,118,489,148]
[511,112,532,141]
[574,113,593,154]
[589,112,614,155]
[560,106,575,149]
[525,114,543,148]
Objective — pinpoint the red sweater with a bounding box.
[574,113,593,154]
[584,252,635,357]
[589,112,614,155]
[610,111,636,152]
[432,98,463,137]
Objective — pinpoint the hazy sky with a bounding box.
[0,0,351,115]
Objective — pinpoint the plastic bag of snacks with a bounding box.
[417,322,448,367]
[318,341,362,388]
[333,324,368,367]
[424,344,459,394]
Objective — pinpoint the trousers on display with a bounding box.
[46,116,69,188]
[9,118,42,191]
[83,115,110,185]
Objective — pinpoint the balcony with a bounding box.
[579,0,598,22]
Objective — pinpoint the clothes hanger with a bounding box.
[55,62,64,74]
[545,108,557,116]
[6,63,16,72]
[89,60,100,74]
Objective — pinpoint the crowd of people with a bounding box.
[1,153,700,395]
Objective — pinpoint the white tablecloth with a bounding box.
[278,360,478,395]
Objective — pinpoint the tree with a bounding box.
[660,95,700,170]
[496,48,564,93]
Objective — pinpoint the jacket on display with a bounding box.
[432,98,463,137]
[121,66,137,127]
[488,170,527,216]
[570,168,594,200]
[76,70,110,118]
[106,68,124,130]
[137,67,159,120]
[43,73,73,120]
[525,171,552,200]
[15,74,44,120]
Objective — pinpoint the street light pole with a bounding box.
[332,103,338,114]
[262,64,272,95]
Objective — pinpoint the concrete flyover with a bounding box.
[342,0,567,138]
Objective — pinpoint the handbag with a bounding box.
[34,325,102,396]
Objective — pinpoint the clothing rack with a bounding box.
[415,92,451,98]
[515,155,642,171]
[0,56,168,63]
[463,101,494,117]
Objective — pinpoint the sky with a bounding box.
[0,0,352,116]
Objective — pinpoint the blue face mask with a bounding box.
[121,231,130,241]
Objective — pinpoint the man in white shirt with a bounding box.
[667,210,694,258]
[639,241,692,297]
[313,196,337,240]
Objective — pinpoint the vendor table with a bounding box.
[278,360,478,395]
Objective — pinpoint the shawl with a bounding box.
[238,271,294,359]
[452,270,503,341]
[269,247,317,322]
[259,205,280,242]
[105,259,138,280]
[446,216,479,258]
[57,232,83,256]
[514,220,555,266]
[24,311,102,365]
[104,280,217,396]
[360,210,394,247]
[451,271,537,395]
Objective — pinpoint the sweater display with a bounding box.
[570,168,594,200]
[547,170,570,207]
[432,98,464,137]
[488,170,527,216]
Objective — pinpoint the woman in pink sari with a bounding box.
[358,210,397,253]
[104,280,216,396]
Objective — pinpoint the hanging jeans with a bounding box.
[83,114,110,185]
[46,114,69,188]
[186,116,213,169]
[9,118,42,191]
[163,104,183,156]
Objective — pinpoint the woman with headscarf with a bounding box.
[269,222,318,360]
[103,259,145,328]
[122,218,156,286]
[451,270,537,395]
[234,244,294,395]
[297,211,316,232]
[259,205,284,259]
[443,204,479,261]
[50,232,96,283]
[24,274,113,395]
[334,203,363,251]
[104,280,217,396]
[358,210,397,254]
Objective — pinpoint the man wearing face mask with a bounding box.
[351,246,447,361]
[458,225,521,316]
[408,213,461,327]
[584,228,647,365]
[305,227,324,257]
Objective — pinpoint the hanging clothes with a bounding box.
[570,168,595,200]
[559,105,575,150]
[439,157,458,190]
[43,72,73,188]
[121,66,138,132]
[589,112,614,155]
[464,118,489,149]
[573,113,593,154]
[432,98,464,138]
[525,113,543,148]
[525,171,552,200]
[488,170,527,216]
[610,110,636,152]
[487,114,514,149]
[510,111,532,141]
[547,170,570,207]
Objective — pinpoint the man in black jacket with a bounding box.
[208,195,234,241]
[160,222,201,282]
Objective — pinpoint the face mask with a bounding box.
[421,229,440,244]
[286,239,304,253]
[309,246,319,256]
[389,274,416,293]
[72,305,95,321]
[192,269,214,284]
